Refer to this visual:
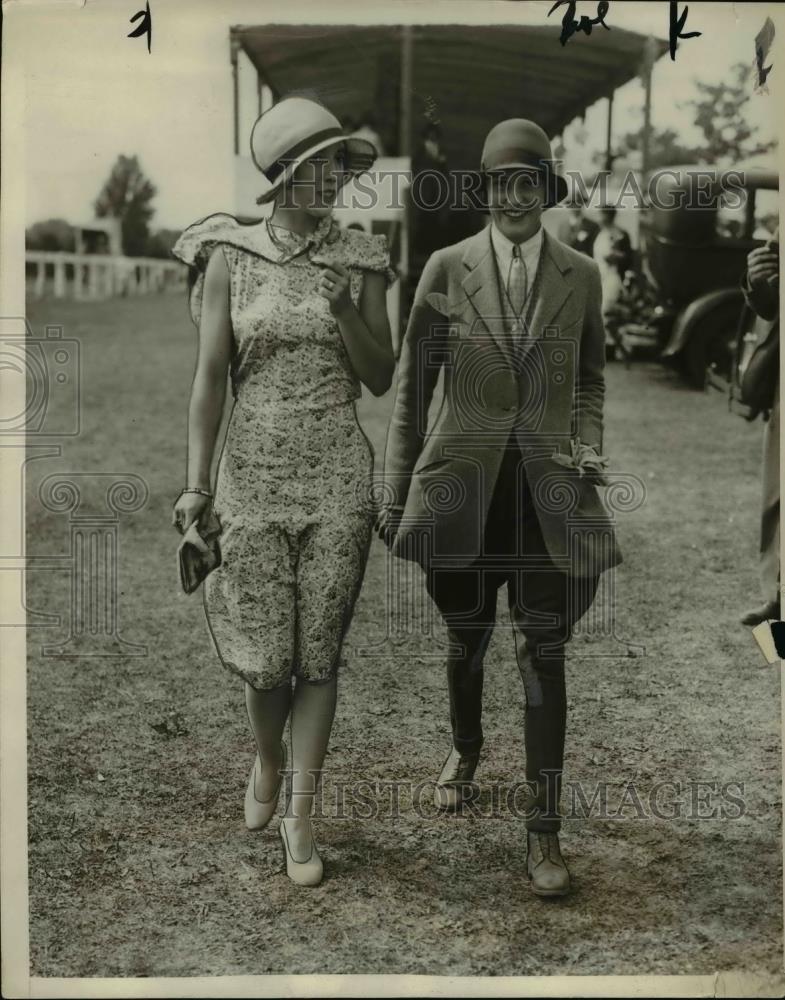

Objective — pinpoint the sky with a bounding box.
[10,0,781,232]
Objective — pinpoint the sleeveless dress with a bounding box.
[172,213,396,690]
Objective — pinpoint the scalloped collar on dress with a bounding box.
[246,213,338,264]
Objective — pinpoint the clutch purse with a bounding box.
[177,506,222,595]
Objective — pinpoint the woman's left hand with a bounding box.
[318,263,353,317]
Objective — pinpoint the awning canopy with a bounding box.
[232,23,668,170]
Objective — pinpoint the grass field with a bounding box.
[25,291,781,978]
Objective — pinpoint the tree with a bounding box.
[94,155,157,257]
[610,62,776,175]
[145,228,182,259]
[608,126,702,172]
[685,62,777,165]
[25,218,76,252]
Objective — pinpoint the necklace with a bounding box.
[264,218,329,263]
[265,219,307,254]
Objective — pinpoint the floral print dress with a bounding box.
[172,212,396,690]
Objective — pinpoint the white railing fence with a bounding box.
[26,252,187,301]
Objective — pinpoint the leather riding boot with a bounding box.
[513,632,567,832]
[741,597,781,626]
[527,831,570,897]
[434,744,480,811]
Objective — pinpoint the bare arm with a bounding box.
[174,247,232,533]
[319,264,394,396]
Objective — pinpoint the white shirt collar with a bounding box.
[490,222,544,270]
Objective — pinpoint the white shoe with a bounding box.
[244,742,286,831]
[279,817,323,887]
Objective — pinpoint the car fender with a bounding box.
[660,287,745,359]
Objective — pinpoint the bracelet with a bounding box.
[180,487,213,499]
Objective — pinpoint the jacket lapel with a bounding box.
[517,231,575,363]
[460,226,515,366]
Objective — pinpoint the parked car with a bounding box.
[617,166,778,387]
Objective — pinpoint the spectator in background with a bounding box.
[741,228,780,626]
[556,195,599,257]
[411,120,449,231]
[350,111,385,157]
[592,206,633,346]
[593,207,632,286]
[406,121,453,317]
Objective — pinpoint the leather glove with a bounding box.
[551,440,610,486]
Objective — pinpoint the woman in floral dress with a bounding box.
[171,98,395,886]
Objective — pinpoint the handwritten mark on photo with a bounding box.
[754,16,775,92]
[669,2,701,61]
[547,1,610,46]
[128,1,152,54]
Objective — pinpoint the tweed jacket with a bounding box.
[382,224,623,578]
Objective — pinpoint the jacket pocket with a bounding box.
[412,456,451,476]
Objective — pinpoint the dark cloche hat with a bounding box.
[480,118,568,209]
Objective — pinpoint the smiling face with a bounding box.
[486,167,547,243]
[284,141,347,218]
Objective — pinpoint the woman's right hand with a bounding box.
[747,245,779,289]
[375,505,404,548]
[172,491,211,536]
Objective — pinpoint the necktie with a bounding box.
[506,244,528,331]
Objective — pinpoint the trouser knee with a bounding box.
[445,622,493,672]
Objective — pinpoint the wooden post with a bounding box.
[88,260,100,300]
[230,33,240,156]
[604,91,614,173]
[34,259,45,299]
[73,258,84,301]
[399,25,413,158]
[54,257,65,298]
[641,35,656,177]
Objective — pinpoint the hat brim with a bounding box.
[477,164,568,211]
[256,135,378,205]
